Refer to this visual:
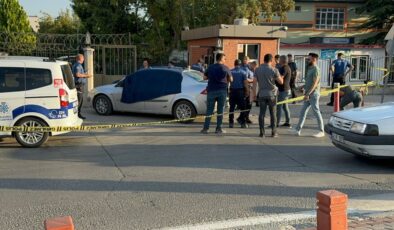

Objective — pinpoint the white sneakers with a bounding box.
[313,132,325,138]
[290,128,301,136]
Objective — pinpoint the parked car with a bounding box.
[88,68,207,121]
[325,102,394,158]
[0,56,82,147]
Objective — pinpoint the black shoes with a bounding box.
[215,128,226,134]
[229,123,234,128]
[326,102,334,106]
[246,118,253,124]
[280,123,292,128]
[200,129,209,134]
[78,114,86,119]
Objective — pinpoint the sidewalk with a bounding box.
[297,215,394,230]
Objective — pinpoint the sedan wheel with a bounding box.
[15,118,49,148]
[94,95,113,115]
[173,101,196,123]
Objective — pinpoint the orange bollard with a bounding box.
[333,83,340,112]
[317,190,348,230]
[44,216,74,230]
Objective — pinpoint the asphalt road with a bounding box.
[1,97,394,230]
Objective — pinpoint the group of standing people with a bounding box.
[201,52,326,138]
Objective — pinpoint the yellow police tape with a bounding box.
[0,78,388,133]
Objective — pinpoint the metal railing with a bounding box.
[293,56,393,86]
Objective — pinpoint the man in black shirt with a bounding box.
[287,54,298,101]
[277,55,292,127]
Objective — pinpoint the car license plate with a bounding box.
[332,133,345,143]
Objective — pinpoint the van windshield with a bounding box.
[61,64,75,89]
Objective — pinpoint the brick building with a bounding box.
[181,24,287,69]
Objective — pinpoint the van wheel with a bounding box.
[14,117,49,148]
[173,100,196,123]
[94,95,113,115]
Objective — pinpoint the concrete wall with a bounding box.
[261,1,376,44]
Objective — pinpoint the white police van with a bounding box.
[0,56,82,147]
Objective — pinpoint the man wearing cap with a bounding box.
[291,53,325,138]
[327,53,354,106]
[229,59,249,128]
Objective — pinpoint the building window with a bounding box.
[237,44,260,62]
[295,6,302,12]
[315,8,345,30]
[351,56,369,81]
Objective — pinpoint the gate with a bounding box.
[0,32,137,86]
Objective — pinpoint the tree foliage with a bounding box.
[71,0,295,63]
[356,0,394,30]
[39,9,84,34]
[356,0,394,44]
[0,0,36,53]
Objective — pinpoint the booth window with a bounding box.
[238,44,260,62]
[315,8,345,30]
[351,56,369,81]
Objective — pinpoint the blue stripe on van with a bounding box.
[12,102,76,120]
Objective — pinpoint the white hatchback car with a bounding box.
[0,56,82,147]
[88,67,207,121]
[325,102,394,157]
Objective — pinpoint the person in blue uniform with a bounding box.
[229,59,249,128]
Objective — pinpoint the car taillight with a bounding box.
[59,89,69,107]
[200,89,208,95]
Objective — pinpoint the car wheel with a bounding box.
[94,95,113,115]
[14,117,49,148]
[173,100,196,123]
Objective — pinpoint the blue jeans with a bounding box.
[204,89,227,130]
[277,90,291,125]
[296,92,324,132]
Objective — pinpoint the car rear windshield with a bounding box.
[61,64,75,89]
[184,71,205,82]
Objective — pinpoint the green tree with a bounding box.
[71,0,149,34]
[0,0,36,54]
[262,0,295,22]
[39,9,84,34]
[356,0,394,44]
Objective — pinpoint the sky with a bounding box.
[19,0,71,17]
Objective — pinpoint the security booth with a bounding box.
[181,24,287,68]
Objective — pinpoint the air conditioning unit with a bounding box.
[234,18,249,26]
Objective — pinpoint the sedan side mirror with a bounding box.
[115,80,124,87]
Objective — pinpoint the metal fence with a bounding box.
[0,32,137,86]
[293,55,394,87]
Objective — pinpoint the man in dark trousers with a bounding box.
[241,56,254,124]
[201,53,233,135]
[327,53,354,106]
[72,54,91,119]
[253,54,283,138]
[276,55,292,127]
[287,54,298,101]
[229,59,249,128]
[340,85,363,110]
